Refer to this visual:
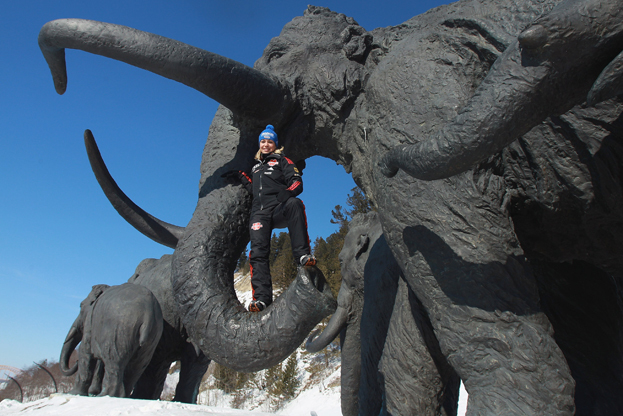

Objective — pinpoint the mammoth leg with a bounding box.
[99,361,126,398]
[131,318,179,401]
[397,224,575,415]
[87,359,104,395]
[380,277,460,416]
[359,235,401,416]
[124,353,156,398]
[69,349,97,396]
[174,343,211,403]
[534,260,623,415]
[131,358,171,400]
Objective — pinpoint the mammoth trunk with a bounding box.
[305,288,362,416]
[380,41,572,180]
[172,187,336,372]
[380,0,623,181]
[340,317,362,416]
[60,320,82,376]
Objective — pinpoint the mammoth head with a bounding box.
[306,211,382,353]
[77,284,109,324]
[258,6,372,90]
[60,283,110,376]
[339,211,383,289]
[252,6,373,158]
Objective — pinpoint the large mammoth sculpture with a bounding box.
[40,0,623,413]
[60,283,163,398]
[307,212,459,416]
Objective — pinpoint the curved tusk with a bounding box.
[39,18,287,119]
[306,306,349,353]
[84,129,184,248]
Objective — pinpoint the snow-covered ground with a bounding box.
[0,385,467,416]
[0,384,467,415]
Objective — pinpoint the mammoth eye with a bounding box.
[267,49,285,62]
[264,39,290,63]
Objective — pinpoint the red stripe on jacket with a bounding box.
[287,181,301,192]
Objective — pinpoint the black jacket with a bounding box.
[249,149,302,211]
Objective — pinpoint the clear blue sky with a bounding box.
[0,0,448,370]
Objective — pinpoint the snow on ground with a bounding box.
[0,395,273,416]
[279,386,341,416]
[0,391,340,416]
[0,384,467,416]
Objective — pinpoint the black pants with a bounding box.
[249,197,311,305]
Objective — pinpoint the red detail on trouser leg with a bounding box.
[300,199,311,251]
[249,255,256,301]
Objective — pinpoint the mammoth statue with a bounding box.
[307,212,460,416]
[128,255,211,403]
[60,283,163,398]
[61,257,210,403]
[40,0,623,413]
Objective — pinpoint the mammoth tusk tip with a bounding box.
[518,25,548,50]
[54,81,67,95]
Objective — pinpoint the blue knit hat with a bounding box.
[259,125,278,147]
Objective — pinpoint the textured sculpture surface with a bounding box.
[128,255,210,403]
[40,0,623,413]
[308,212,459,416]
[60,283,163,398]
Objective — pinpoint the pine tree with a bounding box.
[345,186,373,218]
[270,232,297,291]
[265,361,284,410]
[236,247,250,275]
[280,352,300,400]
[213,363,239,393]
[316,186,374,295]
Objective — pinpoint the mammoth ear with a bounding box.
[355,234,370,260]
[89,284,110,303]
[341,25,372,62]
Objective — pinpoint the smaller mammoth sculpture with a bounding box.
[60,283,163,398]
[128,254,211,403]
[307,212,459,416]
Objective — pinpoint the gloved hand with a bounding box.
[221,170,252,192]
[221,170,246,183]
[221,170,239,182]
[277,189,291,203]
